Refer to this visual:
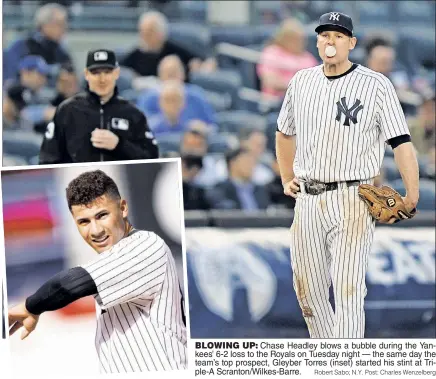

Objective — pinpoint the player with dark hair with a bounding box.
[9,170,187,373]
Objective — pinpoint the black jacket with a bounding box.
[39,87,159,164]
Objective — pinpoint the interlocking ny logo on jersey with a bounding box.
[329,12,340,21]
[336,97,364,126]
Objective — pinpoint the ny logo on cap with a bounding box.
[329,12,340,21]
[94,51,108,61]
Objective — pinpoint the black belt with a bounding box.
[303,180,360,195]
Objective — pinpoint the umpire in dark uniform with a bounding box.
[39,49,159,164]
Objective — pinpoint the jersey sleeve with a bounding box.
[81,232,168,309]
[277,76,297,136]
[378,77,410,141]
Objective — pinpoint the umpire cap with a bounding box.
[86,49,119,70]
[315,12,354,37]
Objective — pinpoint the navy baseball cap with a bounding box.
[315,12,354,37]
[18,55,49,75]
[86,49,118,70]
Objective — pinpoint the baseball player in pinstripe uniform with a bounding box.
[276,12,420,338]
[8,170,187,372]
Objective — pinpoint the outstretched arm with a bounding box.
[9,267,97,340]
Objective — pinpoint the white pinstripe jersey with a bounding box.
[277,64,410,183]
[81,230,187,373]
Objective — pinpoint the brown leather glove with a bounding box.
[358,184,417,223]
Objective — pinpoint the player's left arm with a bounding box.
[379,77,419,211]
[9,267,97,339]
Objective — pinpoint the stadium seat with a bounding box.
[356,2,393,25]
[211,26,259,47]
[179,1,207,23]
[254,25,277,45]
[120,88,140,103]
[330,1,355,16]
[253,1,283,24]
[215,110,267,134]
[169,23,212,58]
[202,90,232,112]
[190,70,242,110]
[397,33,436,78]
[226,44,263,91]
[306,33,320,61]
[3,130,43,165]
[397,1,435,24]
[3,154,28,167]
[116,67,136,92]
[208,134,234,154]
[390,179,435,211]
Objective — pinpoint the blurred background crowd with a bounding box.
[2,0,435,213]
[3,1,435,342]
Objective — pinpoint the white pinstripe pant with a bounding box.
[290,184,375,338]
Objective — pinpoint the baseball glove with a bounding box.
[358,184,417,223]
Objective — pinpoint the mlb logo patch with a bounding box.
[111,118,129,130]
[94,51,108,61]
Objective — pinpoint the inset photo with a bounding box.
[3,159,187,376]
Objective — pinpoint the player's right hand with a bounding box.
[8,302,40,340]
[283,177,300,198]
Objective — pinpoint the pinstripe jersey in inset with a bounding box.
[277,64,410,182]
[81,230,187,373]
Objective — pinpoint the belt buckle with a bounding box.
[307,181,326,195]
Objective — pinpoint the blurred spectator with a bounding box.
[12,56,57,130]
[365,36,411,91]
[120,11,216,79]
[178,120,224,188]
[208,148,271,211]
[179,126,212,210]
[409,92,435,155]
[182,153,211,211]
[148,81,188,136]
[17,55,49,93]
[257,18,318,98]
[137,55,216,125]
[266,159,296,209]
[195,127,275,187]
[32,62,79,134]
[3,85,33,130]
[180,122,209,156]
[3,3,72,82]
[50,62,80,107]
